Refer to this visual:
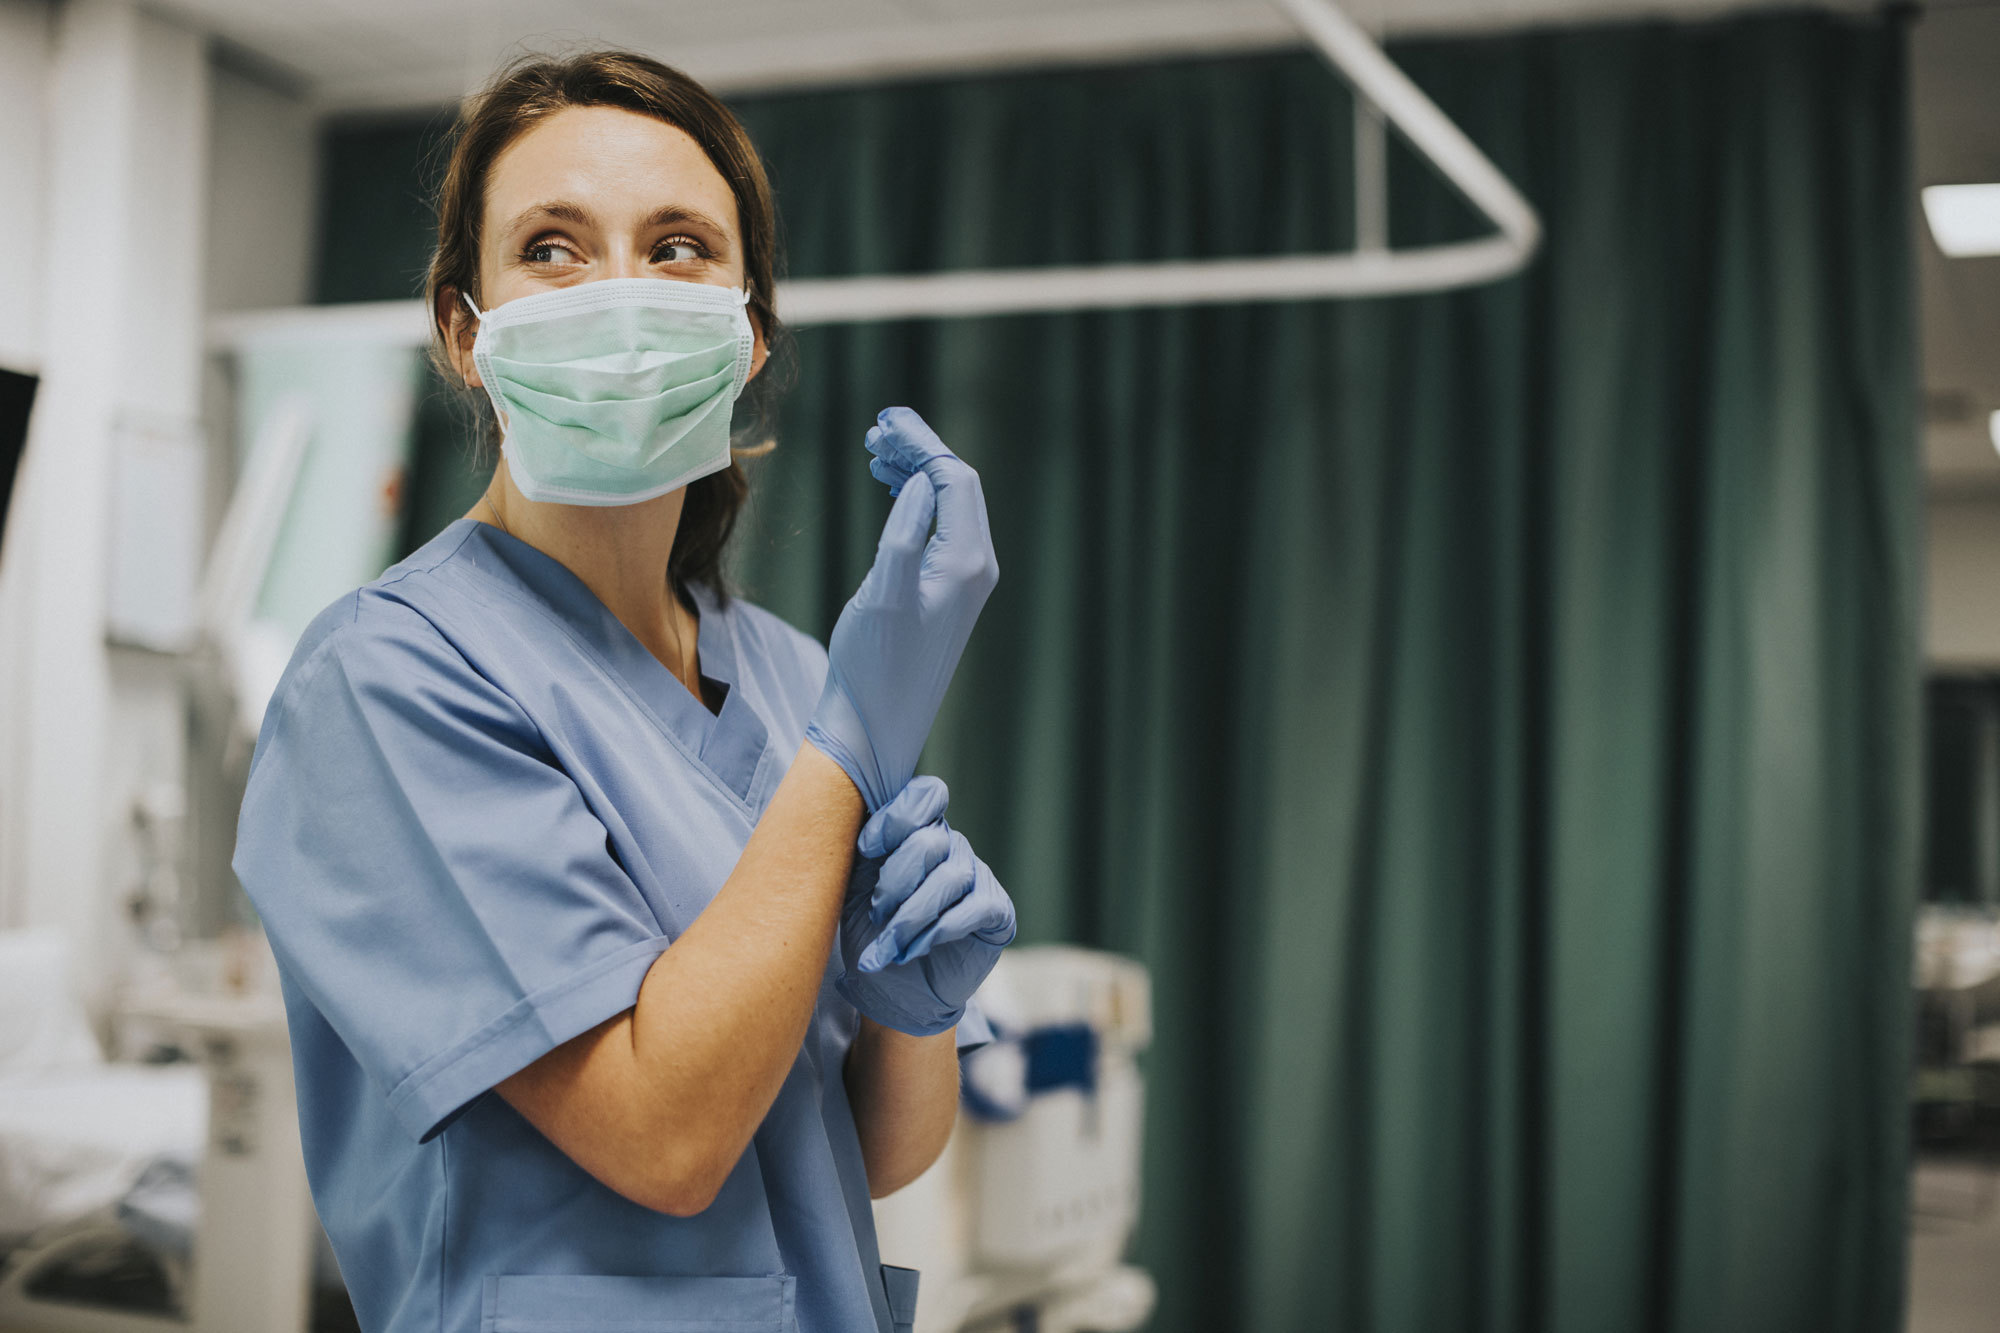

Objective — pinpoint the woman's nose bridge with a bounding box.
[603,238,646,280]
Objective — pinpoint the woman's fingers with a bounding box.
[860,833,978,972]
[860,469,934,598]
[857,777,950,861]
[931,877,1016,948]
[913,454,992,586]
[865,406,953,474]
[868,455,912,495]
[866,408,996,594]
[870,822,954,923]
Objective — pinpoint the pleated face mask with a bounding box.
[465,277,756,506]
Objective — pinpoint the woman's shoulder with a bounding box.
[247,581,534,799]
[262,571,492,737]
[287,521,515,676]
[301,580,462,667]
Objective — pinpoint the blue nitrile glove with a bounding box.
[837,776,1016,1037]
[804,407,999,811]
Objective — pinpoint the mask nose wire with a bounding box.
[464,284,746,312]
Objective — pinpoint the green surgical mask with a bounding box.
[466,277,756,507]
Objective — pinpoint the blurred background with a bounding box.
[0,0,1997,1330]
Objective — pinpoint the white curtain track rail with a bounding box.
[210,0,1542,349]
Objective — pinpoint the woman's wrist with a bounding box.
[791,738,865,816]
[847,1016,960,1197]
[854,1014,956,1053]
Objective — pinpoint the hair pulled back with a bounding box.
[425,49,788,598]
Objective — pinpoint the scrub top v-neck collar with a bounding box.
[443,517,772,809]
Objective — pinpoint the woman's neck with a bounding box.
[466,467,702,692]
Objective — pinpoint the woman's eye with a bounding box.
[653,236,709,264]
[521,239,579,265]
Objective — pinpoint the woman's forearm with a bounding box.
[845,1018,960,1197]
[497,742,862,1214]
[627,742,864,1188]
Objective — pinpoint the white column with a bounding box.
[0,0,52,932]
[0,0,208,1004]
[0,0,49,376]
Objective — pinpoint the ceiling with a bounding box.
[158,0,1998,490]
[164,0,1884,110]
[1914,3,2000,496]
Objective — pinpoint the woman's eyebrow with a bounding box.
[504,200,595,234]
[502,200,731,247]
[642,204,732,242]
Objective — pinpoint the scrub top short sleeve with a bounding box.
[236,594,669,1143]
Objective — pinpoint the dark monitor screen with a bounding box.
[0,367,34,551]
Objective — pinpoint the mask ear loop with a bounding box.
[458,291,495,413]
[457,291,485,381]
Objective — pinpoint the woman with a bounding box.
[231,50,1013,1333]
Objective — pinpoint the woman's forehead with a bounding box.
[484,105,740,237]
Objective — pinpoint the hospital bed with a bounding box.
[0,927,323,1333]
[0,928,1150,1333]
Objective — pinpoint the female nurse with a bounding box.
[231,50,1014,1333]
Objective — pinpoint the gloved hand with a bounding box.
[838,776,1016,1037]
[804,407,999,812]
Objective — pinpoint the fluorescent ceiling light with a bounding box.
[1924,184,2000,258]
[1991,410,2000,456]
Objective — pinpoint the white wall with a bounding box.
[0,0,50,958]
[189,57,321,942]
[1928,495,2000,668]
[206,57,317,314]
[0,1,49,375]
[0,0,323,1012]
[200,53,318,604]
[0,1,210,1019]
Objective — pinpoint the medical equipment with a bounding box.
[0,367,32,555]
[874,946,1154,1333]
[123,783,190,958]
[1914,907,2000,1147]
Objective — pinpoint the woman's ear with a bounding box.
[439,288,482,389]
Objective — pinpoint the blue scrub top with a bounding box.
[232,518,941,1333]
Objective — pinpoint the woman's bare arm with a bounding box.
[845,1019,960,1197]
[496,742,862,1215]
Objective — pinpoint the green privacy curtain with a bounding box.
[345,10,1917,1330]
[719,13,1919,1333]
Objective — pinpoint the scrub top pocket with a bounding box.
[479,1273,799,1332]
[878,1264,919,1333]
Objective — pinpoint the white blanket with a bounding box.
[0,1064,207,1239]
[0,928,207,1240]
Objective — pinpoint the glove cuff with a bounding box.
[804,675,890,810]
[835,974,963,1037]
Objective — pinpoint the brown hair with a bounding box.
[425,49,790,600]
